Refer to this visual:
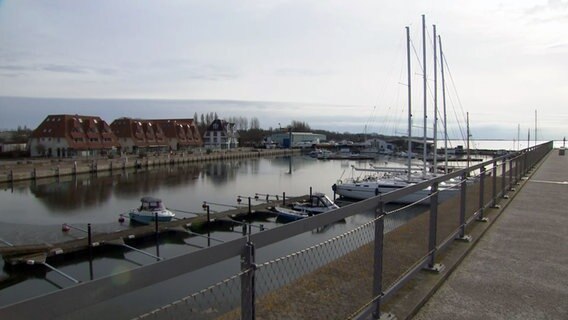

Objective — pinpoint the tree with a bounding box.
[250,117,260,129]
[290,120,311,132]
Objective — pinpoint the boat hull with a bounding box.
[333,182,458,205]
[128,210,175,224]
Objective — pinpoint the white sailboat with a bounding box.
[332,16,459,205]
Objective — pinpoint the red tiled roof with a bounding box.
[31,114,120,150]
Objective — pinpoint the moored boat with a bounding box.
[127,196,175,224]
[271,193,339,222]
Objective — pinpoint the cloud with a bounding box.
[0,63,117,76]
[274,67,332,77]
[524,0,568,22]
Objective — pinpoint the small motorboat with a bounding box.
[272,193,339,222]
[128,196,175,224]
[291,193,339,214]
[272,206,310,222]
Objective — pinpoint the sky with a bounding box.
[0,0,567,141]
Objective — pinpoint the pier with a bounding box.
[411,148,568,319]
[0,142,562,319]
[0,194,308,266]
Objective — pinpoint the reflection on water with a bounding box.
[0,155,383,228]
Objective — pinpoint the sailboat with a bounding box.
[332,16,459,205]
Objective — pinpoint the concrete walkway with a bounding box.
[413,150,568,319]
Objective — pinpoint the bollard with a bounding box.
[283,192,286,206]
[9,170,13,182]
[248,197,252,215]
[242,224,247,236]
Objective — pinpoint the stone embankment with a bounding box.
[0,148,300,183]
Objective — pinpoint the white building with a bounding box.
[203,119,239,149]
[268,132,326,148]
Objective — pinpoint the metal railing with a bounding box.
[0,142,552,319]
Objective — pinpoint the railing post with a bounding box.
[372,201,386,319]
[241,241,256,320]
[477,166,489,222]
[523,152,529,176]
[425,182,444,272]
[457,172,471,241]
[491,160,499,208]
[501,158,509,199]
[509,157,514,191]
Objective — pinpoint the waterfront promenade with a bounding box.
[412,150,568,319]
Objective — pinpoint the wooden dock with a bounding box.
[0,195,309,266]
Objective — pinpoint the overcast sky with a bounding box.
[0,0,567,141]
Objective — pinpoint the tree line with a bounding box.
[191,112,378,147]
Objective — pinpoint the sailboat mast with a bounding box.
[406,26,413,182]
[439,35,448,174]
[467,112,470,169]
[535,109,537,145]
[433,24,438,174]
[422,14,428,176]
[517,124,521,150]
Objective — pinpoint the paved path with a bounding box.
[413,150,568,320]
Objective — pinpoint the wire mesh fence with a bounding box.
[253,218,377,319]
[135,269,246,320]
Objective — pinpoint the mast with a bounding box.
[422,14,428,176]
[528,128,531,148]
[439,35,448,174]
[406,26,413,182]
[517,124,520,150]
[466,112,470,169]
[433,24,438,174]
[535,109,537,145]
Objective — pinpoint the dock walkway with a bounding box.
[412,150,568,319]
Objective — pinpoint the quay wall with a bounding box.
[0,148,300,184]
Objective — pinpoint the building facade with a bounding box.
[268,132,326,148]
[29,114,120,157]
[153,119,203,151]
[110,118,203,154]
[203,119,239,149]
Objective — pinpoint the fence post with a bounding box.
[515,156,521,185]
[501,158,509,199]
[477,166,489,222]
[457,172,471,241]
[241,241,256,320]
[425,182,444,272]
[491,160,499,208]
[509,158,514,191]
[372,201,386,319]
